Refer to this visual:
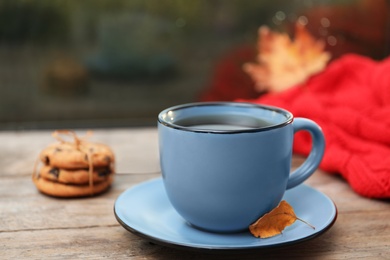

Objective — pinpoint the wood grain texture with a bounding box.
[1,128,389,259]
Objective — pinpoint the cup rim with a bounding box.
[158,102,294,134]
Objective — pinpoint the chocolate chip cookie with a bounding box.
[39,165,113,185]
[39,142,114,169]
[33,130,116,198]
[33,175,113,198]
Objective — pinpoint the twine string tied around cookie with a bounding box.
[53,130,94,195]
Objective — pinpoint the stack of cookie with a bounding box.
[33,135,115,198]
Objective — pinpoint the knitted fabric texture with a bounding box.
[242,54,390,198]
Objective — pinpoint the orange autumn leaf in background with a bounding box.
[249,200,315,238]
[243,23,331,93]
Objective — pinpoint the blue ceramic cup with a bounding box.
[158,102,325,233]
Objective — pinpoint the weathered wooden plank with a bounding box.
[0,128,160,176]
[1,211,389,259]
[1,128,389,259]
[0,174,159,232]
[1,170,389,233]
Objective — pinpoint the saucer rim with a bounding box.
[114,178,338,252]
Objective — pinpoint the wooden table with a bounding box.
[1,128,389,259]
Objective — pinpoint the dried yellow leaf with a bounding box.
[249,200,315,238]
[243,22,331,93]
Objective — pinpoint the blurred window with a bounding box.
[0,0,388,130]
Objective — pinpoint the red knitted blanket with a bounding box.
[242,54,390,198]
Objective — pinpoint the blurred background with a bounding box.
[0,0,389,130]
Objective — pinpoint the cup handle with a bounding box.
[286,118,325,190]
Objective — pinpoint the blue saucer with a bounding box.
[114,178,337,251]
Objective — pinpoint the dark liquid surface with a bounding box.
[174,114,272,131]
